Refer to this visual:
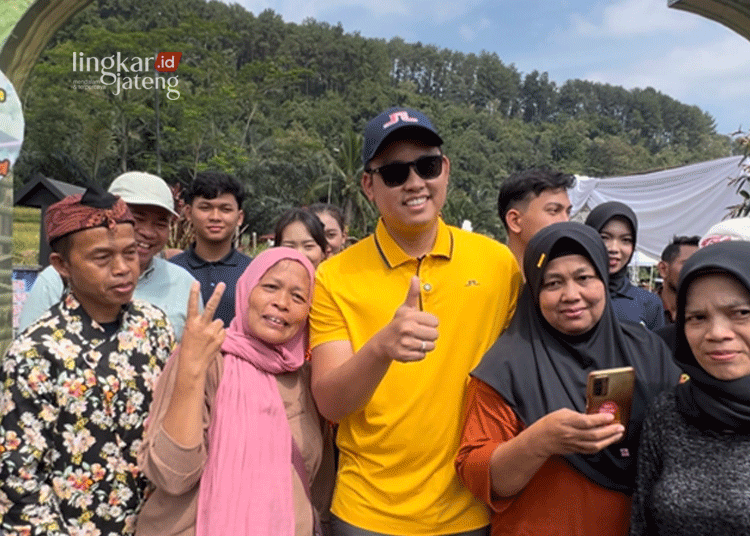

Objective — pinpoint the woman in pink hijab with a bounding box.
[136,247,326,536]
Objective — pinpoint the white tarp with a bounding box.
[632,250,658,267]
[570,155,746,260]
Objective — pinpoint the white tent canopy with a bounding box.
[631,250,658,267]
[570,155,746,260]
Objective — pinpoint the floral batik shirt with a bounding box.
[0,293,174,536]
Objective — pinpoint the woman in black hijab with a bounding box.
[631,241,750,535]
[455,222,679,536]
[585,201,665,330]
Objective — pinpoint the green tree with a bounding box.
[326,129,375,238]
[13,0,735,246]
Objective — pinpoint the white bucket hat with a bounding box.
[108,171,178,217]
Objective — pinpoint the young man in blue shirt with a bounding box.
[170,171,251,326]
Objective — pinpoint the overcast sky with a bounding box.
[222,0,750,136]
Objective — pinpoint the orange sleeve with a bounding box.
[457,378,633,536]
[455,377,524,514]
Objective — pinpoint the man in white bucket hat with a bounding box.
[19,171,197,341]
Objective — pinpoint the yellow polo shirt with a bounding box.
[310,218,522,535]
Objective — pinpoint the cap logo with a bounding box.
[383,111,419,129]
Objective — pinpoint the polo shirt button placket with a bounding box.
[423,283,432,292]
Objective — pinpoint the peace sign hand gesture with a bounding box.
[179,281,227,375]
[161,281,227,446]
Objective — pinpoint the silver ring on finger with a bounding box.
[420,340,426,352]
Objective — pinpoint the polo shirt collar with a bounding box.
[184,243,240,268]
[374,218,453,268]
[139,258,156,282]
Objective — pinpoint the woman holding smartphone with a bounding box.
[631,241,750,535]
[456,222,679,536]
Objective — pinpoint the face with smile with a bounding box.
[128,204,172,272]
[315,210,346,256]
[186,192,244,247]
[684,273,750,381]
[514,189,572,247]
[280,221,326,268]
[362,140,449,236]
[246,260,311,345]
[599,217,634,274]
[539,254,607,335]
[50,223,140,324]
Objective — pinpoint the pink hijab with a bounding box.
[196,247,315,536]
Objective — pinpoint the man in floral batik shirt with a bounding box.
[0,187,174,535]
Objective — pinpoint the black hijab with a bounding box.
[674,241,750,433]
[473,222,679,494]
[584,201,637,295]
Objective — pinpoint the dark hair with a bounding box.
[273,208,327,253]
[660,235,700,263]
[50,234,72,261]
[185,171,245,207]
[497,168,576,231]
[309,202,345,232]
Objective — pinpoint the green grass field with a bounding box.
[0,1,33,46]
[13,206,41,266]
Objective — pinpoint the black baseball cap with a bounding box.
[362,107,443,166]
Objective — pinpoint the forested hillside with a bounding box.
[15,0,734,239]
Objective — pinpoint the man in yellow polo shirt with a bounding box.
[310,107,521,536]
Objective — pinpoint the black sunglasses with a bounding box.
[366,155,443,187]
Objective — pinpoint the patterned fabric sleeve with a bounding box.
[0,341,66,535]
[630,392,666,536]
